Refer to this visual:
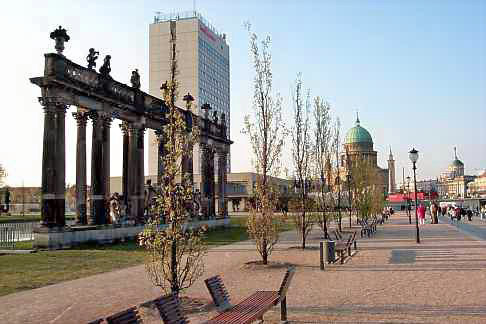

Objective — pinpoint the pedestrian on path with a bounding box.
[431,202,439,224]
[418,203,426,225]
[455,206,461,222]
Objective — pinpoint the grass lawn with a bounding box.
[0,215,295,297]
[0,218,251,297]
[0,214,75,224]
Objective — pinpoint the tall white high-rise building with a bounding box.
[148,11,230,177]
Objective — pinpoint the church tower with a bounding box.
[388,147,396,194]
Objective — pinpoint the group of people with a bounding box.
[446,205,476,222]
[416,202,480,224]
[416,202,439,225]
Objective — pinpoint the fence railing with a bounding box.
[0,222,35,248]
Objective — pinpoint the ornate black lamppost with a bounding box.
[406,176,411,224]
[409,148,420,243]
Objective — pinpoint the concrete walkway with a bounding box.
[1,212,486,323]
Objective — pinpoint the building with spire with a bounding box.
[437,147,476,198]
[388,147,396,194]
[332,113,395,195]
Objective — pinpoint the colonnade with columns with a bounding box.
[39,98,147,228]
[38,100,229,228]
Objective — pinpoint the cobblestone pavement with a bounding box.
[1,212,486,323]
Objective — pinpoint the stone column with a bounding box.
[55,105,67,227]
[128,124,145,223]
[89,112,106,225]
[120,122,129,206]
[155,129,165,186]
[73,111,88,225]
[217,150,228,218]
[102,117,112,203]
[39,98,59,227]
[208,148,216,218]
[199,144,209,218]
[137,127,145,222]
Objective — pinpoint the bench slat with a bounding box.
[206,291,279,324]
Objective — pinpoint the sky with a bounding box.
[0,0,485,187]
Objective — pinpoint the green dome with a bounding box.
[450,159,464,167]
[450,148,464,168]
[345,117,373,145]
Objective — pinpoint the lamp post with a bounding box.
[409,148,420,243]
[406,176,411,224]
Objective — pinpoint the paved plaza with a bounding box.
[1,212,486,323]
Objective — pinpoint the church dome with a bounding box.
[345,116,373,145]
[449,147,464,168]
[450,159,464,168]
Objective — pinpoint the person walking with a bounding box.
[418,203,426,225]
[431,202,438,224]
[455,206,461,222]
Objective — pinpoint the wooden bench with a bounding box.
[154,293,189,324]
[333,230,358,251]
[88,306,142,324]
[358,219,377,238]
[334,231,356,264]
[204,266,296,323]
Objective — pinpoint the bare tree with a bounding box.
[291,74,313,249]
[313,97,332,239]
[138,22,205,296]
[243,23,287,265]
[331,118,343,231]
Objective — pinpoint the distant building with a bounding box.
[148,11,230,177]
[467,171,486,198]
[437,147,476,198]
[330,114,395,194]
[110,173,292,213]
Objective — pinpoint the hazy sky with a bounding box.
[0,0,485,187]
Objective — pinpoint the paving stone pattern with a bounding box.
[1,212,486,323]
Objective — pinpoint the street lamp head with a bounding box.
[409,148,419,164]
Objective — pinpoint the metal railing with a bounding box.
[153,10,226,42]
[0,222,34,248]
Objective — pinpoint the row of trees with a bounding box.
[243,27,385,264]
[137,23,385,297]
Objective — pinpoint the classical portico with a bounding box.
[31,26,232,248]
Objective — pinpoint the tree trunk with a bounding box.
[262,238,268,265]
[171,238,178,296]
[322,211,328,239]
[302,210,306,249]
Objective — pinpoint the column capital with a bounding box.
[102,115,113,128]
[119,121,130,135]
[72,111,88,126]
[87,110,100,122]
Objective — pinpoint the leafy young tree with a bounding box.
[138,23,206,296]
[291,74,313,249]
[312,97,332,239]
[243,24,287,265]
[350,155,383,221]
